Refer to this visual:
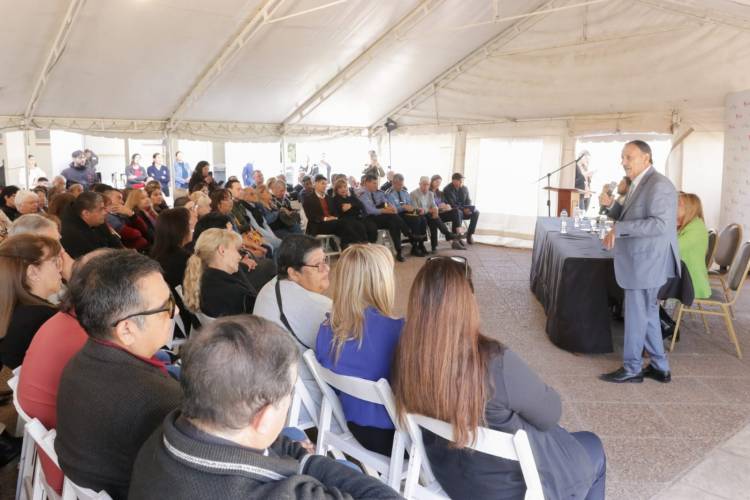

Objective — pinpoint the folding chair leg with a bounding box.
[721,305,742,359]
[698,303,710,334]
[670,304,684,352]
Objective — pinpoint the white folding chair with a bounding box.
[402,413,545,500]
[302,350,407,491]
[286,378,318,431]
[9,367,36,500]
[314,234,342,258]
[61,478,112,500]
[376,230,396,255]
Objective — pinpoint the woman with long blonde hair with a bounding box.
[182,228,257,317]
[392,257,606,500]
[676,192,710,299]
[315,244,402,455]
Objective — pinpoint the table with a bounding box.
[530,217,619,353]
[529,217,693,354]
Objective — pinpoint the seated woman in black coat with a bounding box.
[182,228,258,318]
[331,178,377,243]
[0,234,63,368]
[392,258,606,500]
[302,175,367,248]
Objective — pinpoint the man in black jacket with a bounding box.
[55,251,182,500]
[442,173,479,244]
[302,175,367,248]
[60,192,123,258]
[129,315,401,500]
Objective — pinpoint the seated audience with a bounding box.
[183,228,258,317]
[55,251,182,499]
[190,191,211,217]
[17,249,113,493]
[0,210,10,244]
[60,192,123,258]
[209,188,242,231]
[331,178,377,243]
[297,175,314,204]
[67,183,84,198]
[33,186,49,211]
[124,189,156,249]
[145,181,169,213]
[254,235,332,420]
[233,186,282,253]
[677,192,711,299]
[315,245,403,455]
[386,174,428,256]
[251,169,264,187]
[129,315,400,499]
[103,187,147,251]
[359,174,416,262]
[9,214,74,289]
[48,176,67,199]
[0,235,62,368]
[380,170,395,192]
[430,174,463,234]
[1,186,21,221]
[392,257,606,500]
[270,179,303,237]
[302,174,368,248]
[411,176,462,252]
[442,173,479,244]
[15,190,41,216]
[47,192,75,219]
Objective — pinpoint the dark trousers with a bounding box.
[439,208,462,232]
[426,216,454,249]
[571,431,606,500]
[399,213,427,239]
[367,214,411,252]
[459,208,480,235]
[347,422,395,457]
[308,219,365,248]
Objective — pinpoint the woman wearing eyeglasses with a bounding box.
[183,228,258,318]
[315,244,403,456]
[0,234,62,369]
[392,258,606,500]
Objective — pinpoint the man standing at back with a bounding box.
[55,251,182,499]
[600,140,680,383]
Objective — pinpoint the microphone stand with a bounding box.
[535,155,583,217]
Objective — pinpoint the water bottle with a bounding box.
[561,219,567,234]
[560,209,568,218]
[573,208,581,228]
[599,225,607,240]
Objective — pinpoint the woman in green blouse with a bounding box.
[677,193,711,299]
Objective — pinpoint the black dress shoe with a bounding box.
[395,253,406,262]
[466,234,474,244]
[643,365,671,383]
[599,367,643,383]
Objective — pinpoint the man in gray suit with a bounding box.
[600,140,681,383]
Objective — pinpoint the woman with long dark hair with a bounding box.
[126,153,147,189]
[392,257,606,500]
[151,208,193,289]
[188,161,217,193]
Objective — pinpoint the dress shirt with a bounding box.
[358,190,387,215]
[410,189,437,211]
[385,188,413,213]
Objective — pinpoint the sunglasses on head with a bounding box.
[426,255,470,278]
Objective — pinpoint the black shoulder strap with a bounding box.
[275,279,310,349]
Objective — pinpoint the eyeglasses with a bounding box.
[110,294,177,327]
[302,255,331,272]
[426,255,470,277]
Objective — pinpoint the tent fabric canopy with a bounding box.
[1,0,750,138]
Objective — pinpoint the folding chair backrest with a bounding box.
[406,414,545,500]
[706,229,718,268]
[714,224,743,268]
[286,377,318,430]
[728,242,750,294]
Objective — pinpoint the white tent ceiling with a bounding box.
[2,0,750,137]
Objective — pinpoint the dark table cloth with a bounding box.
[529,218,693,354]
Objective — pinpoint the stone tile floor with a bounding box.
[0,243,748,499]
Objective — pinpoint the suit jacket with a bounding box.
[302,192,335,230]
[613,167,680,290]
[60,207,124,259]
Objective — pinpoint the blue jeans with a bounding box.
[571,431,606,500]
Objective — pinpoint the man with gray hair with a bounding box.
[411,175,463,252]
[129,315,400,499]
[14,190,40,215]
